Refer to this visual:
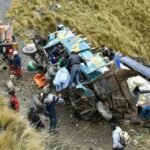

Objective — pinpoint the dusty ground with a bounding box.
[0,0,12,20]
[0,1,150,150]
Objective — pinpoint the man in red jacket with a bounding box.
[9,90,19,112]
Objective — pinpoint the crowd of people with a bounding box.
[2,40,150,149]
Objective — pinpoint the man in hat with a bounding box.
[67,51,87,88]
[44,94,64,133]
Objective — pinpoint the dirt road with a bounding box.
[0,0,12,20]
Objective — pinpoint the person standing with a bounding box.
[111,123,124,150]
[8,90,19,112]
[44,94,64,133]
[12,51,22,78]
[67,51,87,87]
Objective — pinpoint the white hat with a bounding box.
[13,50,18,55]
[44,94,55,103]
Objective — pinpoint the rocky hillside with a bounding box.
[7,0,150,60]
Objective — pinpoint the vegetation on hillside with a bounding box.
[7,0,150,60]
[0,94,46,150]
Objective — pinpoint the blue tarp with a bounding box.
[121,56,150,80]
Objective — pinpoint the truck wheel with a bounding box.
[96,101,112,120]
[22,44,37,55]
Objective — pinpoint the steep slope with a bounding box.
[0,95,46,150]
[7,0,150,60]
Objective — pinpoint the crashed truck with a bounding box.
[23,24,150,121]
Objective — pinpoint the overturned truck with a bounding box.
[23,24,138,121]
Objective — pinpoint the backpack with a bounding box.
[120,130,130,146]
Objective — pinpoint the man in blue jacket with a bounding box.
[12,51,22,78]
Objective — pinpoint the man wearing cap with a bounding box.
[67,51,87,88]
[44,94,64,133]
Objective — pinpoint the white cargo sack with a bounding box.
[53,67,70,91]
[120,130,130,146]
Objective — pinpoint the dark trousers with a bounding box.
[114,148,124,150]
[69,64,81,87]
[50,117,57,130]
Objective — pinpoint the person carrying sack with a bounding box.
[111,123,130,150]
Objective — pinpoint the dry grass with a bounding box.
[0,94,46,150]
[7,0,150,60]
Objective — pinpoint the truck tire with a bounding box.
[22,44,37,55]
[96,101,112,120]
